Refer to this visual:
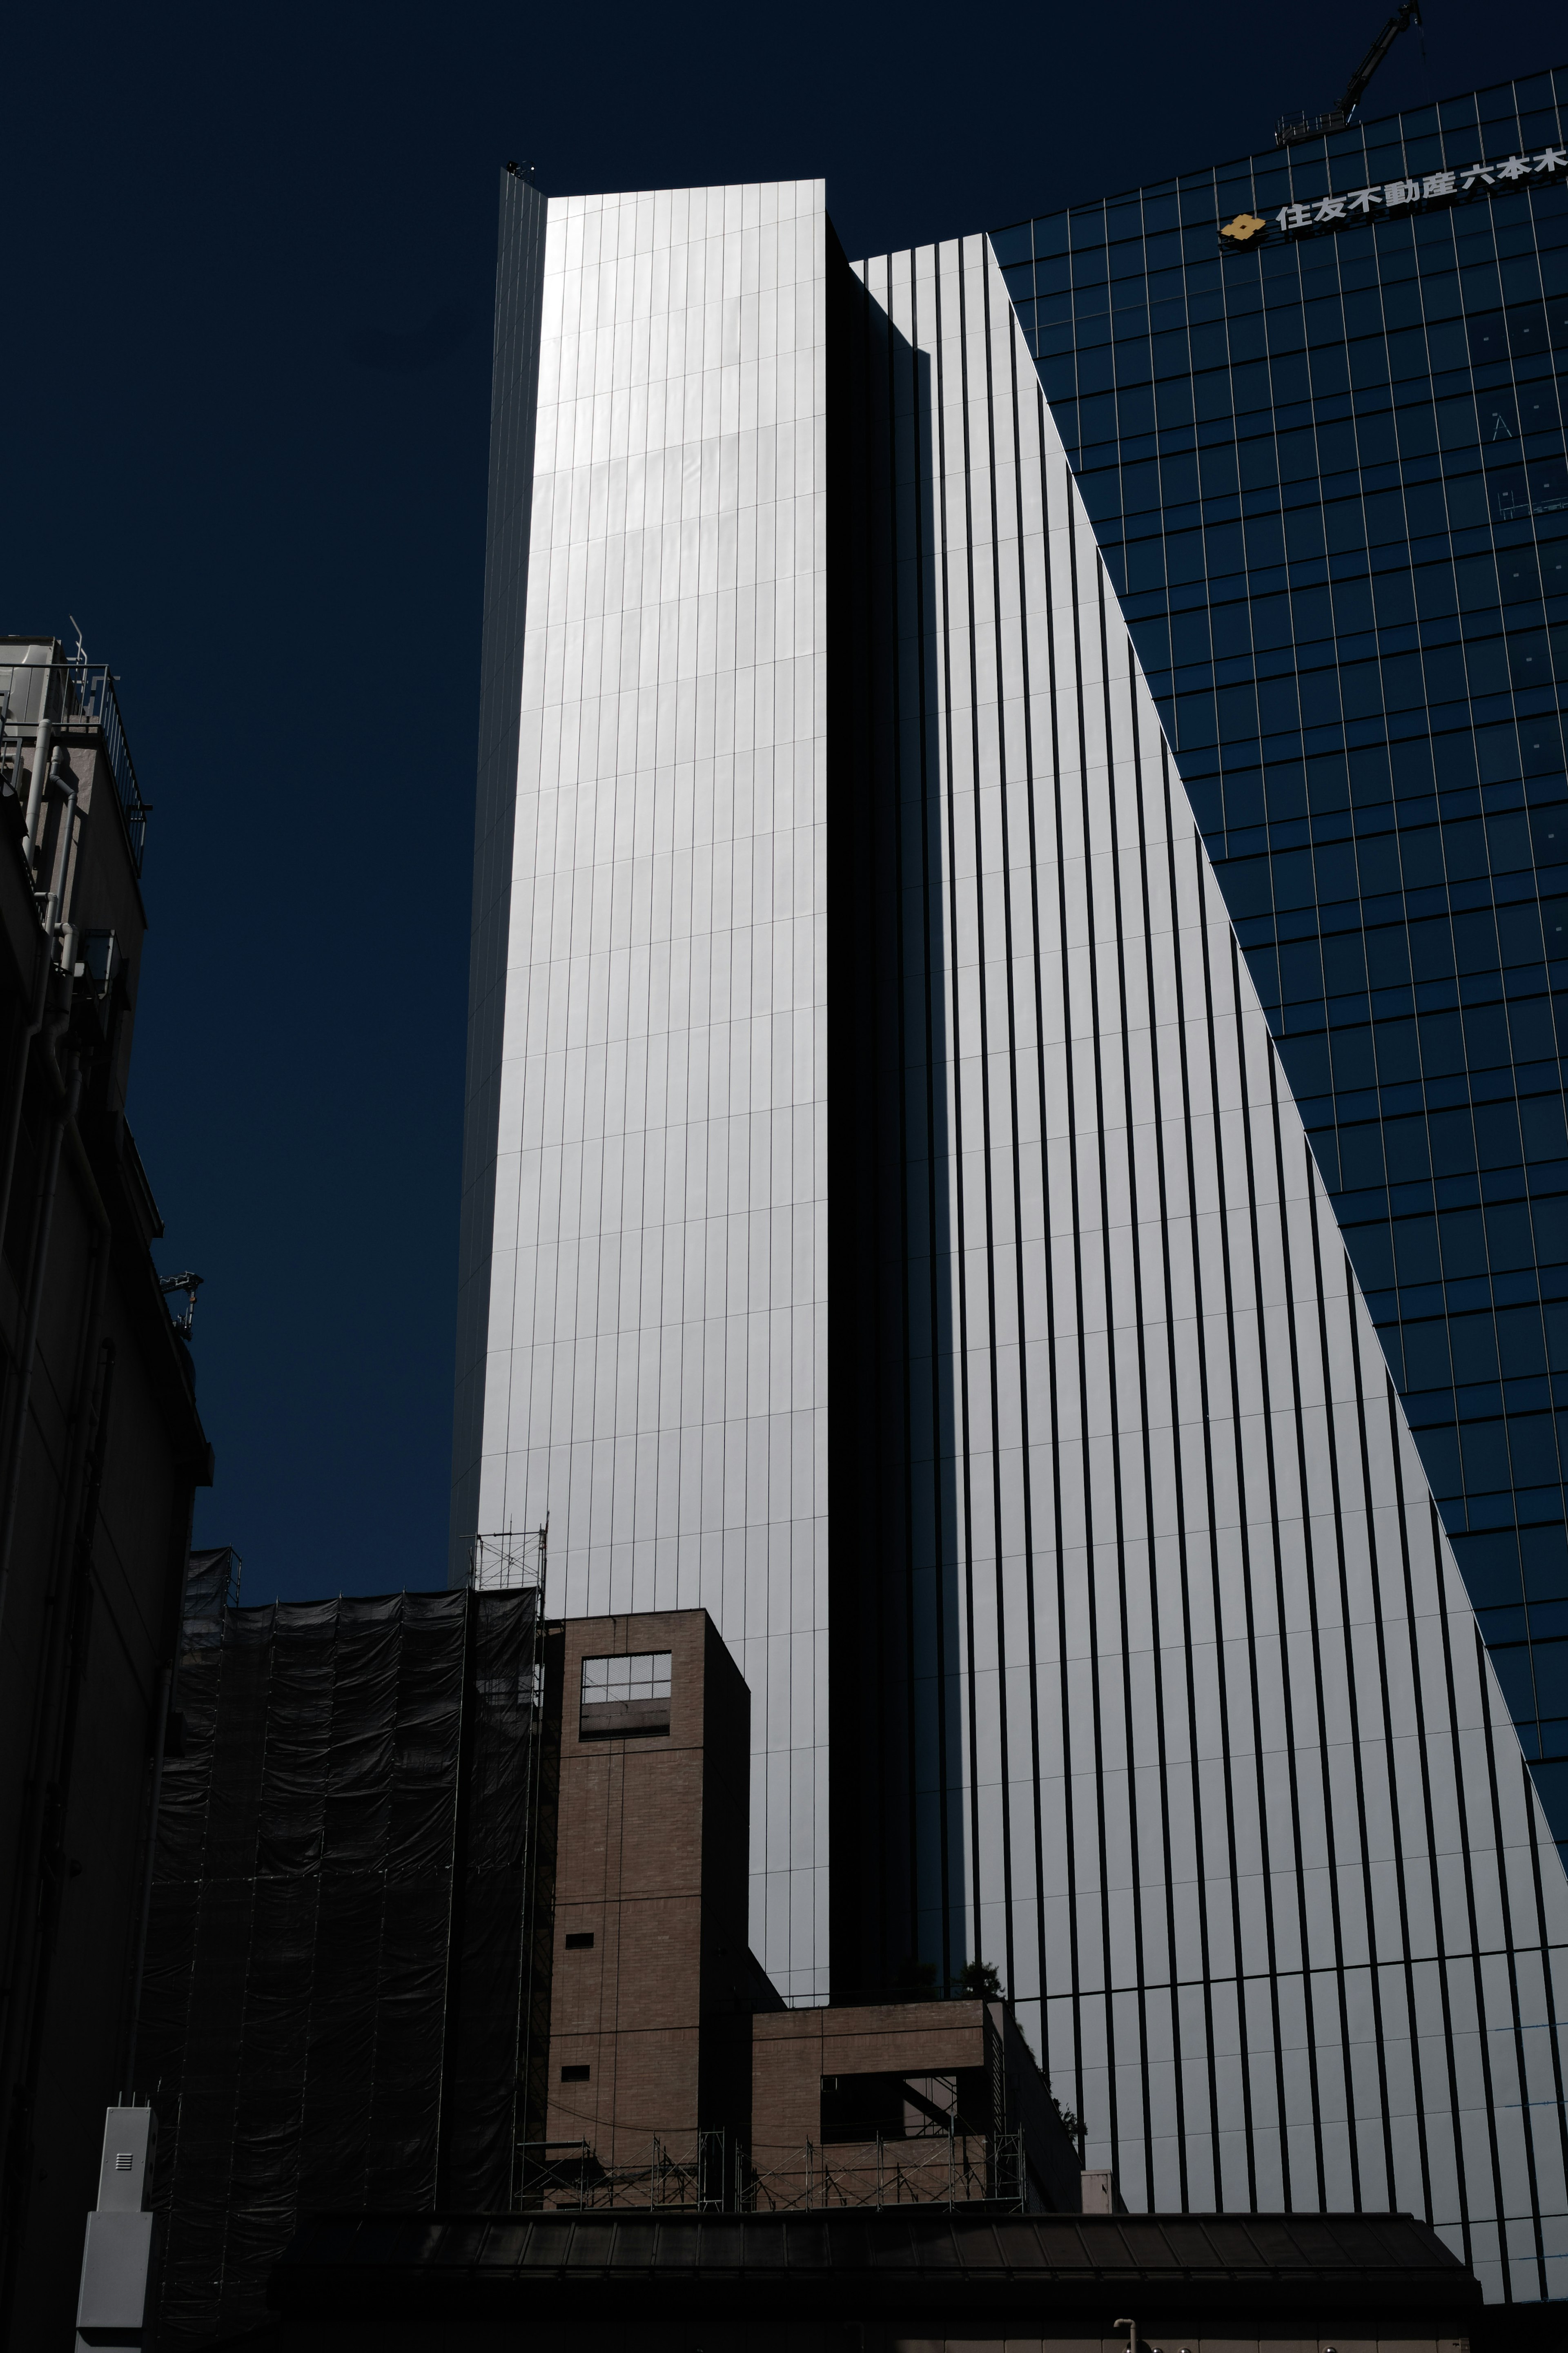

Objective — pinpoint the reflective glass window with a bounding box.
[997,74,1568,1853]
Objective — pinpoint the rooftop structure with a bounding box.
[263,2206,1495,2347]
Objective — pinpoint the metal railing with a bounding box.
[514,2128,1026,2214]
[1275,109,1348,147]
[746,2130,1024,2213]
[0,655,150,876]
[518,2132,731,2212]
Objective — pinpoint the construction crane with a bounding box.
[1276,0,1422,149]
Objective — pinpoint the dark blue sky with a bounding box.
[7,0,1561,1604]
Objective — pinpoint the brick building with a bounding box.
[536,1612,754,2199]
[530,1608,1082,2218]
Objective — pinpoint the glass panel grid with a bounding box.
[993,66,1568,1859]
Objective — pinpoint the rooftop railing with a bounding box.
[515,2128,1027,2214]
[1274,109,1353,146]
[0,654,151,876]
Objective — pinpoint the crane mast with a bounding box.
[1276,0,1422,149]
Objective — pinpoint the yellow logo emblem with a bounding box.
[1219,212,1267,246]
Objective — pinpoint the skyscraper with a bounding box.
[999,59,1568,1882]
[453,178,831,2002]
[456,68,1568,2297]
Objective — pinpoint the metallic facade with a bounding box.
[454,172,549,1585]
[838,227,1568,2301]
[994,67,1568,1875]
[461,117,1568,2297]
[455,178,830,2001]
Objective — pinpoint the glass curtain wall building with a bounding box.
[459,93,1568,2300]
[838,219,1568,2304]
[994,68,1568,1859]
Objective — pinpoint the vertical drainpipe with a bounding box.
[44,764,79,975]
[21,723,52,872]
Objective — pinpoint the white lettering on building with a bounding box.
[1262,145,1564,241]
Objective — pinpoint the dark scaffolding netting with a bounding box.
[140,1584,543,2351]
[441,1588,541,2207]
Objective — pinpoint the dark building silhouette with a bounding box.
[0,636,212,2346]
[260,2204,1498,2353]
